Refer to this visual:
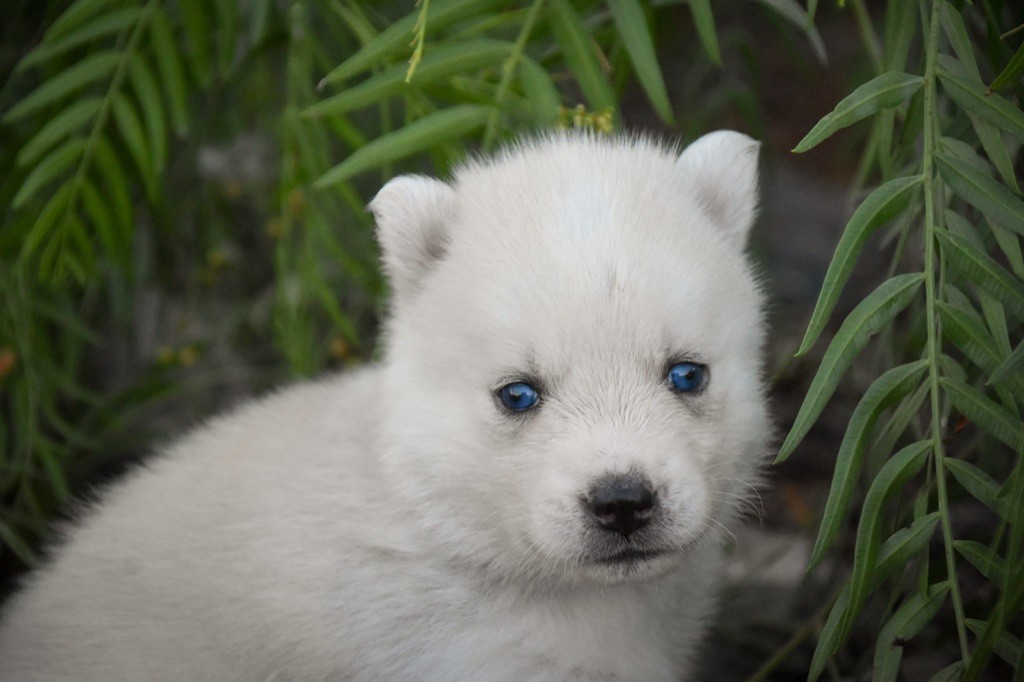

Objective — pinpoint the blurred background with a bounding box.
[2,1,1022,679]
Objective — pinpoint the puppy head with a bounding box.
[371,132,768,587]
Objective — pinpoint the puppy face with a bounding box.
[374,133,768,586]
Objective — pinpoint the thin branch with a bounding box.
[921,0,971,666]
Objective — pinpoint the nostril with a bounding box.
[585,474,657,537]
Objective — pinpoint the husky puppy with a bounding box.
[0,131,769,681]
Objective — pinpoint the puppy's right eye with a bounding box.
[668,361,706,393]
[498,382,540,412]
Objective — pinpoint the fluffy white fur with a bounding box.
[0,131,769,681]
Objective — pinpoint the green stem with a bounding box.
[482,0,545,152]
[406,0,430,83]
[921,0,971,666]
[851,0,883,74]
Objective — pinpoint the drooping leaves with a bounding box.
[809,362,928,568]
[777,273,924,463]
[793,72,924,152]
[797,175,923,356]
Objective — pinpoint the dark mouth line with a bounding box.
[594,548,668,564]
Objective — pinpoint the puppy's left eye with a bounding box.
[668,362,706,393]
[498,382,540,411]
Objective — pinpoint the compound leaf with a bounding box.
[797,175,923,356]
[3,51,120,123]
[809,361,928,568]
[846,440,931,633]
[777,273,924,463]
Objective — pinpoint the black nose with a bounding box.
[585,475,657,537]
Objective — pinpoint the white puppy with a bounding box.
[0,131,769,681]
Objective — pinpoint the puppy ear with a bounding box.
[676,130,760,248]
[368,175,456,300]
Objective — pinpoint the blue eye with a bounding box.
[498,382,540,411]
[668,362,706,393]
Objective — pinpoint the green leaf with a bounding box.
[776,273,924,463]
[937,65,1024,145]
[937,231,1024,318]
[874,512,941,582]
[3,51,121,123]
[879,3,912,71]
[211,0,238,75]
[44,0,116,42]
[935,56,1024,193]
[980,293,1013,358]
[21,183,73,267]
[954,540,1007,583]
[685,0,721,66]
[935,152,1024,237]
[316,105,492,188]
[127,57,167,174]
[938,301,1024,401]
[180,0,212,87]
[17,97,102,167]
[939,211,975,245]
[12,138,87,209]
[319,0,507,86]
[150,7,190,136]
[110,93,155,199]
[794,72,923,153]
[248,0,271,46]
[550,0,616,113]
[306,40,512,118]
[873,584,949,682]
[946,458,1010,520]
[79,179,124,268]
[17,7,142,72]
[870,384,928,465]
[607,0,674,123]
[939,136,990,176]
[991,340,1024,387]
[809,586,853,682]
[92,134,132,240]
[809,513,942,682]
[939,2,982,81]
[0,520,37,566]
[990,41,1024,93]
[974,119,1021,194]
[809,361,928,568]
[65,212,96,276]
[796,175,923,356]
[966,619,1024,665]
[929,662,964,682]
[754,0,827,64]
[519,57,562,127]
[846,440,931,634]
[37,446,70,501]
[941,377,1024,451]
[990,222,1024,279]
